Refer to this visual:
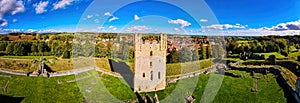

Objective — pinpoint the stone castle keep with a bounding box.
[134,34,167,92]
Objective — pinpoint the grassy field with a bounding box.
[145,70,286,103]
[0,57,109,72]
[0,72,83,103]
[236,40,253,44]
[289,50,300,59]
[0,70,136,103]
[0,69,288,103]
[224,58,241,62]
[166,59,212,76]
[256,52,286,59]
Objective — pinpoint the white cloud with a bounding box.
[109,26,117,31]
[174,28,180,32]
[269,20,300,31]
[104,11,118,22]
[97,26,104,30]
[134,14,139,21]
[33,1,49,14]
[0,0,25,19]
[168,19,191,28]
[0,19,8,27]
[109,16,119,22]
[219,29,300,36]
[104,12,112,16]
[12,19,17,22]
[53,0,74,10]
[200,19,208,23]
[203,24,246,30]
[126,26,151,33]
[94,19,99,23]
[87,15,93,19]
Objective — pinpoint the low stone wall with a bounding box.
[230,66,280,74]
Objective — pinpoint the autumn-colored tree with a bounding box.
[36,34,41,40]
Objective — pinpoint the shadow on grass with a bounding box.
[44,64,56,73]
[108,59,134,89]
[276,76,297,103]
[108,59,146,102]
[0,94,24,103]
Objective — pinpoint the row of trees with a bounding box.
[0,40,71,58]
[166,44,224,63]
[226,38,289,56]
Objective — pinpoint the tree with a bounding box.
[6,42,15,55]
[1,37,9,41]
[36,34,41,40]
[217,44,225,59]
[94,43,107,58]
[206,44,212,59]
[119,42,130,60]
[82,44,94,57]
[38,42,50,53]
[167,50,179,63]
[128,48,134,62]
[212,45,219,59]
[38,42,45,53]
[31,44,38,52]
[200,46,207,59]
[0,42,8,51]
[13,42,25,56]
[62,51,71,58]
[179,46,192,62]
[106,42,113,58]
[268,55,276,64]
[49,35,56,40]
[192,47,199,61]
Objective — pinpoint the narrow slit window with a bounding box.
[150,62,152,67]
[158,72,161,79]
[150,51,153,56]
[150,71,153,80]
[143,73,145,78]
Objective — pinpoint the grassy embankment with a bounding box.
[0,56,213,77]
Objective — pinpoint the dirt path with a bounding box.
[1,64,221,79]
[0,67,122,78]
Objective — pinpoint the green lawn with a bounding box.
[144,70,286,103]
[225,58,241,62]
[236,40,253,44]
[289,50,300,59]
[0,69,288,103]
[0,70,136,103]
[0,72,83,103]
[256,52,286,59]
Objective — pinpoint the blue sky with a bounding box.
[0,0,300,35]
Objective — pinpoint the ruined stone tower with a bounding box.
[134,33,167,92]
